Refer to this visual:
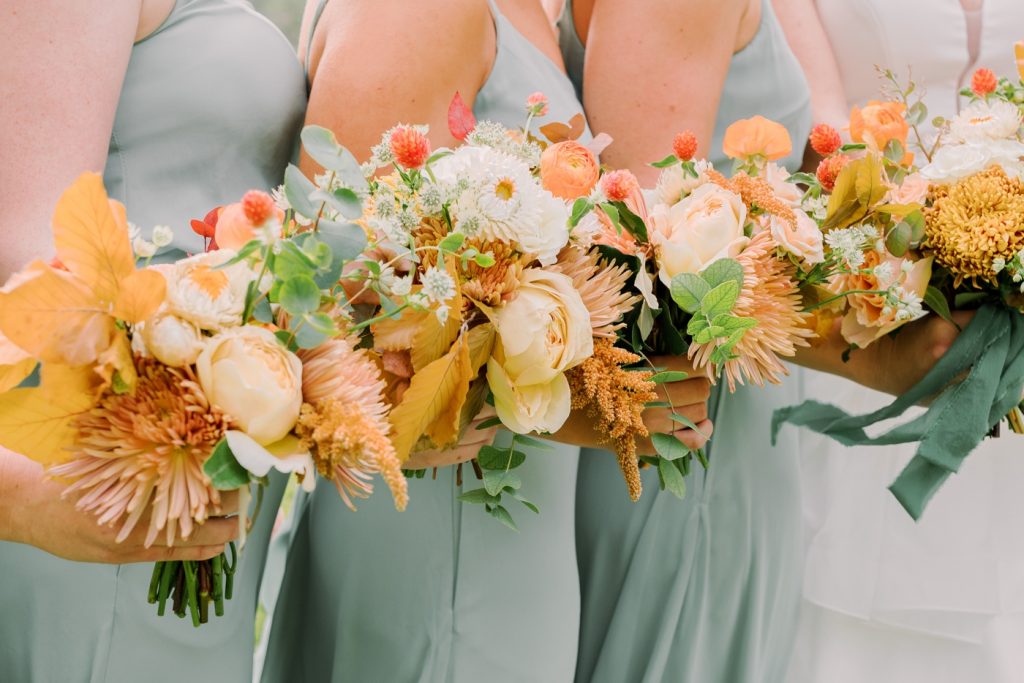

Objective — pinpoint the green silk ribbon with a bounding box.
[772,303,1024,520]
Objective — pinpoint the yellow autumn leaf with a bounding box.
[0,263,114,366]
[854,153,887,208]
[1015,40,1024,80]
[411,300,463,372]
[0,364,98,465]
[52,173,134,303]
[824,156,883,231]
[94,332,138,395]
[873,202,923,219]
[112,268,167,323]
[388,333,474,461]
[372,308,428,351]
[466,323,496,372]
[0,331,36,392]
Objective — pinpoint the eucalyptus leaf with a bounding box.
[477,446,526,471]
[651,432,690,461]
[301,126,366,188]
[658,456,687,499]
[650,371,689,383]
[475,416,503,430]
[457,488,501,505]
[488,504,518,531]
[284,164,319,219]
[513,493,540,514]
[924,286,955,325]
[252,297,273,324]
[483,469,522,496]
[511,435,555,451]
[203,439,250,490]
[638,301,655,340]
[885,221,913,257]
[293,321,330,349]
[319,219,368,261]
[279,275,321,316]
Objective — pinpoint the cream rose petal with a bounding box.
[225,431,317,492]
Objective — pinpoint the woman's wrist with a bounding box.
[0,450,39,546]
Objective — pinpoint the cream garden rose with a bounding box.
[769,209,824,265]
[486,269,592,434]
[139,312,205,367]
[650,182,749,284]
[197,327,303,445]
[164,249,258,330]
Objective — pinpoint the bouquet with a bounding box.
[569,116,826,500]
[0,163,406,624]
[308,92,639,528]
[774,47,1024,519]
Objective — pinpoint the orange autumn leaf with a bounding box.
[0,365,99,465]
[1016,41,1024,80]
[0,263,114,365]
[0,331,36,392]
[372,308,429,351]
[723,115,792,161]
[52,173,135,304]
[112,268,167,323]
[94,331,138,396]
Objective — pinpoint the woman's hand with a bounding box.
[552,355,714,454]
[796,310,974,396]
[0,451,239,564]
[403,406,501,470]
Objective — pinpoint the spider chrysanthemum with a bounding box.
[551,246,639,338]
[688,231,812,390]
[50,360,227,547]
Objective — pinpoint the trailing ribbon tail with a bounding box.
[772,304,1024,520]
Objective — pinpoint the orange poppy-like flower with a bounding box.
[722,116,792,161]
[215,190,284,251]
[848,100,909,153]
[540,141,600,200]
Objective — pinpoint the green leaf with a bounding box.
[202,439,250,490]
[669,412,701,432]
[786,172,819,186]
[425,150,452,165]
[687,316,710,337]
[701,258,744,291]
[701,280,740,319]
[903,210,926,244]
[907,101,928,127]
[670,273,711,313]
[885,221,913,257]
[318,219,368,260]
[924,286,954,324]
[954,291,987,308]
[511,435,555,451]
[313,254,345,290]
[483,469,521,496]
[839,143,868,152]
[274,245,318,281]
[293,322,330,349]
[310,187,363,220]
[638,301,655,340]
[488,504,518,531]
[712,314,757,334]
[884,138,906,165]
[476,445,526,471]
[570,197,593,227]
[457,488,501,505]
[279,275,321,316]
[644,401,672,409]
[649,371,689,383]
[284,164,319,219]
[473,252,496,267]
[301,125,366,188]
[658,456,687,499]
[513,493,540,514]
[650,154,679,168]
[438,232,466,253]
[600,203,621,231]
[651,432,690,461]
[475,416,503,430]
[252,297,273,324]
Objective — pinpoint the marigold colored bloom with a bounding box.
[526,91,549,116]
[540,140,600,200]
[389,125,431,169]
[672,130,699,161]
[50,360,227,547]
[809,123,842,157]
[816,153,850,191]
[600,169,641,202]
[971,68,998,97]
[849,100,909,152]
[688,231,812,390]
[722,116,792,161]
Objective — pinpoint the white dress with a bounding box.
[788,2,1024,682]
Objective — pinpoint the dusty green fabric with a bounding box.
[774,303,1024,520]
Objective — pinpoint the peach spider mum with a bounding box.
[551,246,639,338]
[298,338,408,511]
[50,359,227,547]
[688,231,812,391]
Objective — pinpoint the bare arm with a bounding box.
[772,0,849,129]
[300,0,493,173]
[582,0,753,184]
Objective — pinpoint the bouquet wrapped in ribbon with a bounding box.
[773,48,1024,519]
[0,163,406,624]
[571,117,829,500]
[312,92,638,528]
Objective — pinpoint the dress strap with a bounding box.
[303,0,331,79]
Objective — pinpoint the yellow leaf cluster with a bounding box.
[823,154,888,231]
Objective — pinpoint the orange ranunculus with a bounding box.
[540,141,600,200]
[722,115,792,161]
[1016,41,1024,80]
[848,100,909,153]
[214,190,284,251]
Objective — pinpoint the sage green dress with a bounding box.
[559,1,812,681]
[0,2,305,681]
[259,2,587,681]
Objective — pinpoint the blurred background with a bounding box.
[252,0,305,46]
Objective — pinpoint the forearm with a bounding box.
[0,448,41,545]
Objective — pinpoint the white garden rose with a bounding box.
[486,269,592,433]
[650,183,749,284]
[138,312,205,367]
[763,162,803,207]
[197,327,303,445]
[655,159,711,206]
[769,209,825,265]
[164,249,258,330]
[225,431,316,492]
[949,100,1022,143]
[921,139,1024,183]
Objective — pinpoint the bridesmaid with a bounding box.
[0,0,304,680]
[259,0,711,681]
[554,0,974,680]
